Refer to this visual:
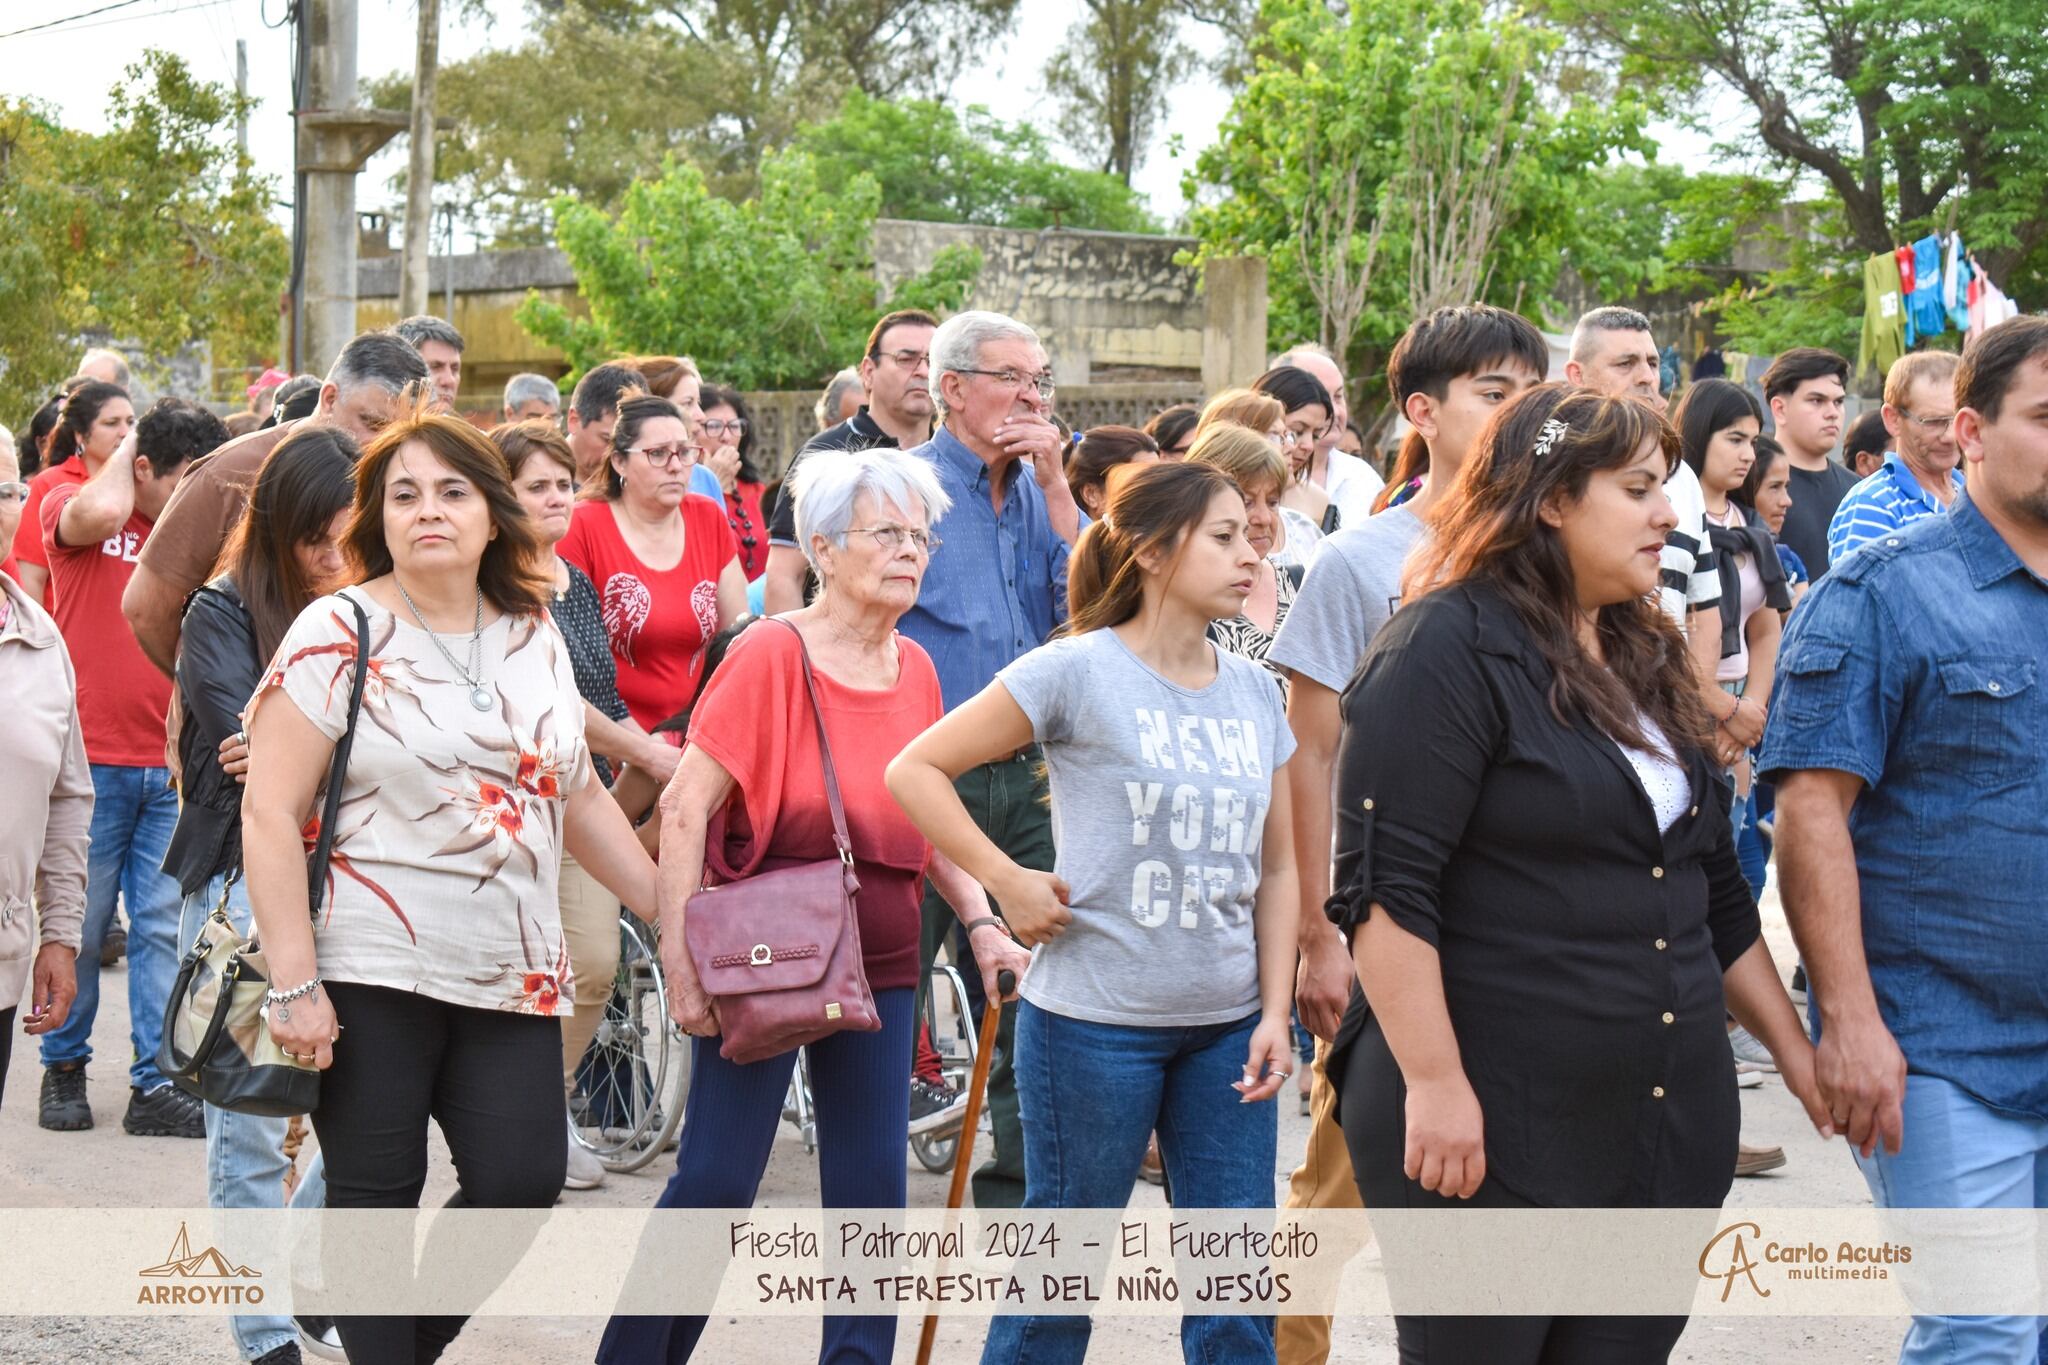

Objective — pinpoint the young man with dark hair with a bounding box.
[564,363,643,485]
[1842,408,1890,479]
[36,398,224,1137]
[1265,304,1547,1365]
[1762,347,1855,576]
[762,309,940,614]
[1764,314,2048,1365]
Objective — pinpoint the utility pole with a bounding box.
[398,0,440,319]
[294,0,405,374]
[234,39,248,160]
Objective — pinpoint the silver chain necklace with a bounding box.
[395,579,494,711]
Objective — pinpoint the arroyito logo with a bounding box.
[1699,1221,1911,1302]
[136,1221,267,1306]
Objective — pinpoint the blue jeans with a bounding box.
[1852,1075,2048,1365]
[40,764,182,1091]
[598,987,914,1365]
[178,875,330,1361]
[981,1003,1277,1365]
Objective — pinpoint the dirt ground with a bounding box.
[0,887,1910,1363]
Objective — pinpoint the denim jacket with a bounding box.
[1760,494,2048,1119]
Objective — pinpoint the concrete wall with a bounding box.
[870,220,1205,386]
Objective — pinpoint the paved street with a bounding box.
[0,887,1910,1362]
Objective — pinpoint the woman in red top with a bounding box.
[558,393,747,729]
[699,384,768,581]
[597,446,1031,1365]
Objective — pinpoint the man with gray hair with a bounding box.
[123,330,429,675]
[76,347,133,392]
[1272,341,1384,524]
[503,372,562,424]
[394,313,464,409]
[896,308,1080,1208]
[816,367,863,432]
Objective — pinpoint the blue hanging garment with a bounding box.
[1908,235,1947,338]
[1944,234,1973,333]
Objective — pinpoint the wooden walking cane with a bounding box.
[916,967,1016,1365]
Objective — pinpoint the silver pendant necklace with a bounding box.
[396,578,494,711]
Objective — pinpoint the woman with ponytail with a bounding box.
[890,460,1300,1365]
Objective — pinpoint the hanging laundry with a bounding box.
[1694,348,1726,380]
[1860,252,1909,381]
[1968,268,2021,341]
[1659,344,1681,395]
[1725,351,1751,385]
[1908,234,1948,339]
[1896,244,1917,295]
[1943,233,1971,333]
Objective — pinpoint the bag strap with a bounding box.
[772,619,854,866]
[307,595,372,917]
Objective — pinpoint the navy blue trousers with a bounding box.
[597,986,914,1365]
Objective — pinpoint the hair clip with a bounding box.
[1532,418,1569,459]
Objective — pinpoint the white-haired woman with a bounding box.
[598,447,1032,1365]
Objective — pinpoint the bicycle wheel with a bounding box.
[571,913,690,1174]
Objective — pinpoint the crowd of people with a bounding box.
[0,287,2042,1365]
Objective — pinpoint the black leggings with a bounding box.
[0,1006,13,1112]
[1338,1018,1690,1365]
[310,982,566,1364]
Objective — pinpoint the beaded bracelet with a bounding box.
[265,976,322,1006]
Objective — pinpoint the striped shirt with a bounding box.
[1659,461,1721,628]
[1825,453,1964,565]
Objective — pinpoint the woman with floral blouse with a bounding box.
[241,404,659,1363]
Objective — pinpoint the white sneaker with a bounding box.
[1729,1024,1778,1072]
[1735,1067,1764,1088]
[564,1115,606,1190]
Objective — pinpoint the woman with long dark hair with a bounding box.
[164,425,355,1365]
[10,381,135,606]
[892,460,1299,1365]
[1325,385,1828,1362]
[1252,365,1340,535]
[1063,424,1160,519]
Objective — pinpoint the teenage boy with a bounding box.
[1762,347,1855,577]
[1266,304,1547,1365]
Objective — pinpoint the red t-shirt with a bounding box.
[40,481,173,767]
[688,623,943,990]
[11,460,85,607]
[557,495,738,729]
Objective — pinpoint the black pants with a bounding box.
[0,1006,13,1111]
[1338,1016,1689,1365]
[310,982,566,1364]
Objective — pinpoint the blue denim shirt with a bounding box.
[898,425,1070,712]
[1760,494,2048,1120]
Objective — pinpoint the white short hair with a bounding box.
[928,310,1041,419]
[816,368,862,430]
[0,423,14,461]
[790,447,953,574]
[1270,341,1337,370]
[503,372,560,412]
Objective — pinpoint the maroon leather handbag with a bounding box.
[683,620,880,1064]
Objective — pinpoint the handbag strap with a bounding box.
[307,595,372,917]
[772,619,854,866]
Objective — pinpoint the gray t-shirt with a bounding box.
[997,629,1296,1026]
[1267,505,1425,693]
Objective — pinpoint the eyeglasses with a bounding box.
[1277,428,1315,449]
[955,368,1056,400]
[1898,410,1956,433]
[698,419,748,438]
[874,348,930,369]
[0,482,28,504]
[846,525,940,554]
[632,444,695,469]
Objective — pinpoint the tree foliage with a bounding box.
[791,91,1156,232]
[0,52,286,416]
[1546,0,2048,298]
[1183,0,1646,381]
[1043,0,1198,185]
[515,151,982,390]
[366,0,1022,244]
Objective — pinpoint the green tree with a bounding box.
[1043,0,1198,184]
[367,0,1019,245]
[0,52,286,416]
[1183,0,1645,382]
[791,90,1157,231]
[1548,0,2048,297]
[515,151,982,390]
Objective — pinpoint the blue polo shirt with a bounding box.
[898,426,1069,712]
[1824,452,1964,565]
[1761,495,2048,1119]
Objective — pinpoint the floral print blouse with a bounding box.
[251,586,593,1016]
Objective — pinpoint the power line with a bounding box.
[0,0,229,40]
[0,0,152,40]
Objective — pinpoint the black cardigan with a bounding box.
[162,578,262,897]
[1325,582,1758,1209]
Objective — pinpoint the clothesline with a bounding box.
[1857,230,2020,380]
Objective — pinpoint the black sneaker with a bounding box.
[39,1063,92,1131]
[123,1084,205,1138]
[253,1343,304,1365]
[296,1315,346,1360]
[908,1079,967,1137]
[1789,963,1808,1008]
[99,923,126,969]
